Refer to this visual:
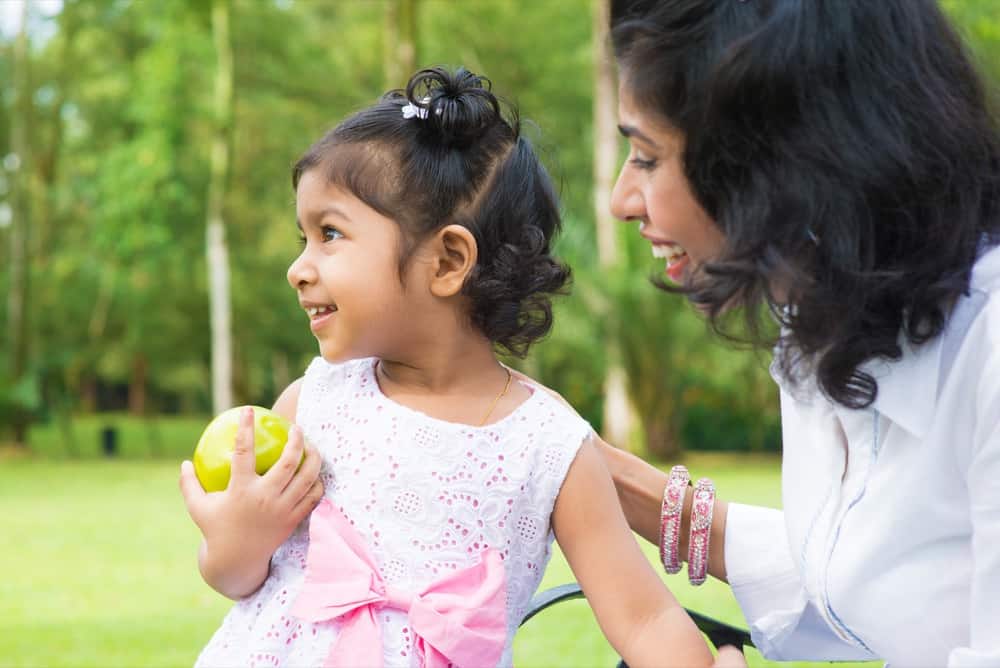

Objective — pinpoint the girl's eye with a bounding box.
[321,226,344,242]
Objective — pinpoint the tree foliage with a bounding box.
[3,0,997,455]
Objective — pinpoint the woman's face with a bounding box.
[611,87,726,284]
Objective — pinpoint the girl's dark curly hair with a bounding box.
[292,67,569,358]
[612,0,1000,408]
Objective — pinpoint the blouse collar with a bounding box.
[774,242,1000,438]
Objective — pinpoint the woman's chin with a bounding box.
[665,254,690,284]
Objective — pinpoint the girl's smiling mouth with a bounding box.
[301,302,338,332]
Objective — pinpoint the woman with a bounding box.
[595,0,1000,665]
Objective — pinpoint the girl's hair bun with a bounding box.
[404,67,503,147]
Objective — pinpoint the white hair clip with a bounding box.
[401,102,428,120]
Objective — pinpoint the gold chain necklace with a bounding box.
[479,367,513,426]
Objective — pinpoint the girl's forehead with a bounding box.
[296,173,398,230]
[297,172,355,210]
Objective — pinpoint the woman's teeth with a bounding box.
[307,305,337,317]
[651,244,687,264]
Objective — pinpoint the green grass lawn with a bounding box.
[1,419,874,667]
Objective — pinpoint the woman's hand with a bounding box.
[713,646,748,667]
[179,406,325,599]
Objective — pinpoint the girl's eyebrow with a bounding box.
[297,205,352,231]
[617,124,660,149]
[317,205,352,223]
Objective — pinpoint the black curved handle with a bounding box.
[519,582,754,665]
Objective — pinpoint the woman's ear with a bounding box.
[428,224,478,298]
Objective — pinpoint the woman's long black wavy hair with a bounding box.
[612,0,1000,408]
[292,67,569,358]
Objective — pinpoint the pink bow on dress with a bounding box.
[291,499,508,668]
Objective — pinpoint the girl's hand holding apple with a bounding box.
[178,406,325,599]
[192,405,301,492]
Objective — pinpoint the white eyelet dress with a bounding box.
[195,357,591,668]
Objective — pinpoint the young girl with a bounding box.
[179,67,714,668]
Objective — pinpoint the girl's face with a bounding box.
[611,87,726,284]
[288,170,417,363]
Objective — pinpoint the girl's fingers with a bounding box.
[229,406,258,487]
[281,438,322,502]
[290,479,326,524]
[178,459,207,517]
[263,423,307,492]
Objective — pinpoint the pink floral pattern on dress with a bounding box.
[195,357,591,668]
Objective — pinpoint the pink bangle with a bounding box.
[659,465,690,574]
[687,477,715,586]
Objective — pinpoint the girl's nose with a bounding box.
[610,164,642,223]
[287,251,317,290]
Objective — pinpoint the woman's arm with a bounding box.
[952,344,1000,665]
[595,436,729,582]
[178,379,325,599]
[552,437,715,668]
[510,368,730,581]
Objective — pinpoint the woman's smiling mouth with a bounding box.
[651,242,689,282]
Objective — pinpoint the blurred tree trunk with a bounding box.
[206,0,235,414]
[129,353,147,415]
[7,0,33,448]
[383,0,418,89]
[644,413,682,461]
[35,1,78,255]
[80,375,97,413]
[593,0,636,451]
[272,351,290,400]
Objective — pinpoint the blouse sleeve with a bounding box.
[724,503,874,661]
[948,324,1000,667]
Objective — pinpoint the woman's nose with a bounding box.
[287,251,317,290]
[610,165,642,223]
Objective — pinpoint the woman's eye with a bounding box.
[629,151,658,170]
[321,226,344,242]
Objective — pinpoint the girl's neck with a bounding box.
[373,335,530,426]
[376,337,502,395]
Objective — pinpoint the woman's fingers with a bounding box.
[713,645,748,668]
[229,406,259,487]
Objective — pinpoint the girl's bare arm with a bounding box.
[552,437,714,668]
[510,369,729,582]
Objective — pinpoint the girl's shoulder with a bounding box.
[295,356,374,424]
[301,356,372,387]
[507,373,594,454]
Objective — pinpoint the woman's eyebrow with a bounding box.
[617,124,660,149]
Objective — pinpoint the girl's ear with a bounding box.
[428,224,478,298]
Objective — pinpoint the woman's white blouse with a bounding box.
[725,244,1000,667]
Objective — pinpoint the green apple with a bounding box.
[193,405,293,492]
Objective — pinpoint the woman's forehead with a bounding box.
[618,91,684,149]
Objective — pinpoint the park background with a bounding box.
[0,1,997,666]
